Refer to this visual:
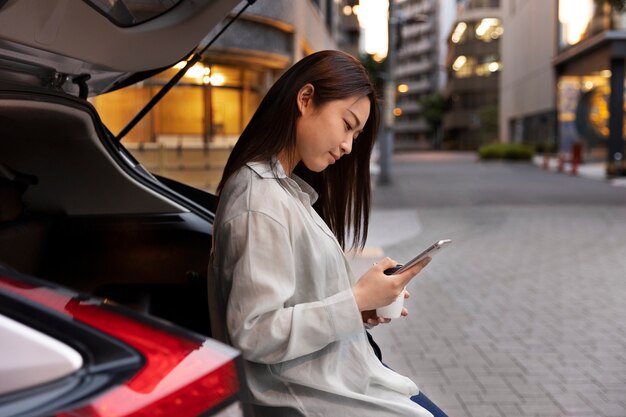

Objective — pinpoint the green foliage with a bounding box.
[359,54,386,95]
[478,143,535,161]
[420,93,446,130]
[478,104,499,144]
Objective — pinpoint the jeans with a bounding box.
[367,331,449,417]
[410,391,449,417]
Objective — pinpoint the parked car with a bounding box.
[0,1,253,416]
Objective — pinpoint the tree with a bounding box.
[420,93,447,149]
[421,93,446,129]
[359,54,386,96]
[478,104,499,144]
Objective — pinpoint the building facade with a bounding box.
[92,0,349,192]
[392,0,456,149]
[500,0,557,149]
[554,0,626,174]
[443,0,502,150]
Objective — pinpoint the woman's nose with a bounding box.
[341,137,353,155]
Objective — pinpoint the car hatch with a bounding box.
[0,0,241,96]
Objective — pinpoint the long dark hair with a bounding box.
[217,50,380,250]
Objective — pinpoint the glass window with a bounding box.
[93,86,153,142]
[93,60,268,193]
[451,22,468,44]
[468,0,500,8]
[452,56,476,78]
[85,0,182,27]
[210,65,242,87]
[153,86,204,135]
[474,18,503,42]
[556,0,617,51]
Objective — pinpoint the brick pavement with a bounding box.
[349,154,626,417]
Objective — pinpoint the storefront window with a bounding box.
[153,86,204,135]
[556,74,618,154]
[93,61,267,192]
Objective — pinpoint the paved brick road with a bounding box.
[351,152,626,417]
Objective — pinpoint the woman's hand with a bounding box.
[361,290,411,325]
[352,257,430,312]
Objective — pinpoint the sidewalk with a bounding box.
[531,155,626,187]
[348,152,626,417]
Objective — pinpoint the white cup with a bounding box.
[375,289,406,319]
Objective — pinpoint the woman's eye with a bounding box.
[344,120,352,131]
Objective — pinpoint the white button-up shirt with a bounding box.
[208,160,432,417]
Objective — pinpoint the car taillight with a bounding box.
[0,276,245,417]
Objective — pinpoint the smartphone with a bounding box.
[384,239,452,275]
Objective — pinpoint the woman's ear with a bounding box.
[297,83,315,114]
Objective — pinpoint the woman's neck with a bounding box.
[277,149,299,176]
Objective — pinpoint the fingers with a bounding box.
[395,256,431,287]
[401,307,408,317]
[404,290,411,299]
[373,257,398,270]
[367,316,392,325]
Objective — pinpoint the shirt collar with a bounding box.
[246,159,318,204]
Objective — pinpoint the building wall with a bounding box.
[443,0,502,149]
[394,0,454,148]
[500,0,557,144]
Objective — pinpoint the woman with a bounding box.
[208,50,446,417]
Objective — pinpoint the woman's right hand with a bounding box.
[351,256,431,312]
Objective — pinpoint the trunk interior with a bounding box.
[0,88,214,337]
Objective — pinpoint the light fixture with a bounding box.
[397,84,409,93]
[475,18,499,37]
[393,107,402,116]
[488,62,500,72]
[452,55,467,71]
[451,22,467,43]
[210,73,225,86]
[343,5,352,15]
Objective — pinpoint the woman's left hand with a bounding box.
[362,291,411,326]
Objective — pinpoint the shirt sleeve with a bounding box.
[218,210,364,364]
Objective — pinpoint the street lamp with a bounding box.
[377,7,428,185]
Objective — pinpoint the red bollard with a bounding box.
[557,153,565,173]
[571,143,582,176]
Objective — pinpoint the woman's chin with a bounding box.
[303,161,329,173]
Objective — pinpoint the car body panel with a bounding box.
[0,270,248,417]
[0,313,82,395]
[0,0,242,95]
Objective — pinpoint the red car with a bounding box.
[0,1,253,415]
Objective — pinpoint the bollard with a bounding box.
[571,143,582,176]
[557,152,565,173]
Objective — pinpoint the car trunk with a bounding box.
[0,87,215,336]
